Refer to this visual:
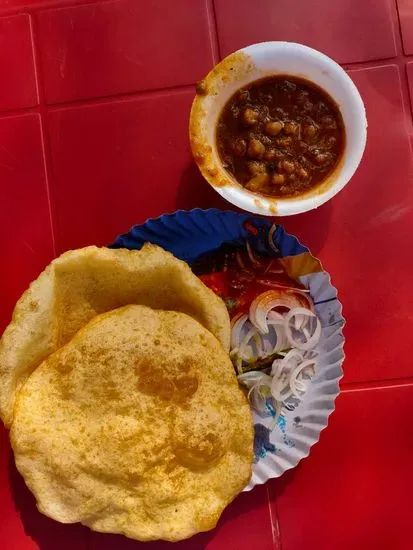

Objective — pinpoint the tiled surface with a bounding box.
[89,485,275,550]
[0,425,89,550]
[397,0,413,55]
[36,0,214,104]
[0,15,38,111]
[47,89,227,251]
[215,0,397,63]
[406,61,413,114]
[283,64,413,384]
[268,385,413,550]
[1,0,413,549]
[0,114,54,333]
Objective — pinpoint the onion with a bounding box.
[264,323,287,355]
[284,308,321,351]
[289,359,317,397]
[291,289,314,309]
[273,349,303,376]
[244,373,272,413]
[271,373,292,401]
[246,240,262,267]
[239,327,263,361]
[270,358,284,376]
[268,224,279,253]
[230,313,249,349]
[229,271,321,424]
[263,258,284,274]
[235,249,245,269]
[249,290,306,334]
[257,279,309,291]
[238,371,270,388]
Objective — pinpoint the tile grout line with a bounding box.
[0,105,40,120]
[392,0,413,151]
[46,83,196,112]
[0,0,106,18]
[205,0,221,64]
[266,486,283,550]
[29,11,58,257]
[341,377,413,393]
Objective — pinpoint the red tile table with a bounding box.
[1,1,413,549]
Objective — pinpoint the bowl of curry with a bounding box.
[189,42,367,216]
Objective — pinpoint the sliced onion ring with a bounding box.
[239,328,263,361]
[246,240,262,267]
[272,348,304,377]
[271,373,292,402]
[230,313,249,350]
[249,290,306,334]
[284,308,321,351]
[290,359,317,397]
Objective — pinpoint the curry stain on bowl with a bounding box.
[189,41,367,217]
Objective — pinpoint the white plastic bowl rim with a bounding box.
[193,41,367,216]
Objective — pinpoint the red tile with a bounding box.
[0,0,88,11]
[89,484,276,550]
[0,14,38,111]
[36,0,214,104]
[215,0,396,64]
[0,425,89,550]
[406,62,413,117]
[268,384,413,550]
[0,114,54,333]
[397,0,413,54]
[48,89,227,252]
[282,65,413,384]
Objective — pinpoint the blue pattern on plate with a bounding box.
[253,424,277,463]
[109,208,307,263]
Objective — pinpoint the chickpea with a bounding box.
[248,138,265,159]
[231,138,247,157]
[282,160,296,174]
[242,107,260,126]
[265,120,283,136]
[265,149,284,161]
[248,161,266,175]
[314,152,331,165]
[303,124,317,139]
[275,136,292,148]
[245,173,269,192]
[272,173,285,185]
[288,173,296,182]
[284,121,299,135]
[298,167,309,180]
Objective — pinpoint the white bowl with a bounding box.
[189,41,367,216]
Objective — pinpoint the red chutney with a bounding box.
[193,244,304,317]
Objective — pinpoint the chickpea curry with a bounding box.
[216,76,345,198]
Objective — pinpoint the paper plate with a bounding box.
[111,209,344,490]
